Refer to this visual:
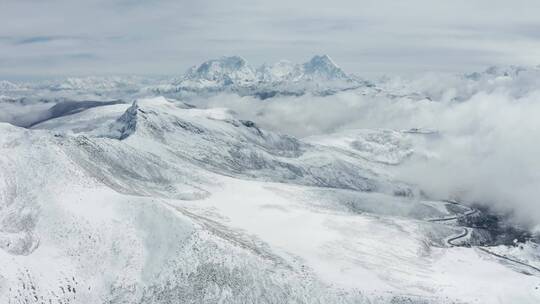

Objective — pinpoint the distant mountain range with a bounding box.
[152,55,373,98]
[0,55,374,100]
[2,60,540,102]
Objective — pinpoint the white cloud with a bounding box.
[192,72,540,231]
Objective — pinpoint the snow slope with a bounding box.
[0,97,538,303]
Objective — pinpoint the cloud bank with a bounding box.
[193,73,540,231]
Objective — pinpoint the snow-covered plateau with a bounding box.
[1,57,540,304]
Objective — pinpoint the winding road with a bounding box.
[446,227,471,246]
[427,202,477,246]
[429,201,540,275]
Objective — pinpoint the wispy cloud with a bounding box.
[14,35,82,45]
[1,0,540,77]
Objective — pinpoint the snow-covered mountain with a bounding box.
[0,95,538,303]
[155,55,371,98]
[301,54,350,81]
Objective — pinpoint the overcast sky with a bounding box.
[2,0,540,79]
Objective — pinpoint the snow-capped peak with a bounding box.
[302,55,348,80]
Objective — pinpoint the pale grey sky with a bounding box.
[1,0,540,79]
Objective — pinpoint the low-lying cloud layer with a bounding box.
[194,75,540,231]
